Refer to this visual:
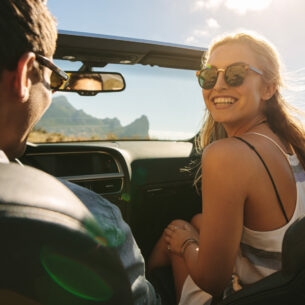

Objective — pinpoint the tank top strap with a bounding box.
[234,136,289,223]
[245,132,289,159]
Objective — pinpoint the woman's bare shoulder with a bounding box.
[201,137,259,183]
[203,137,251,162]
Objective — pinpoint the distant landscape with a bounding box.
[30,96,149,142]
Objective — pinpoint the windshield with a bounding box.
[30,60,204,143]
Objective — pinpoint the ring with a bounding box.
[167,245,171,251]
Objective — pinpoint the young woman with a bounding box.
[148,32,305,304]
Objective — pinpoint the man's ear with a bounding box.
[14,52,36,102]
[262,82,277,101]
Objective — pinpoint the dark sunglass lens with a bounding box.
[50,72,63,90]
[199,67,217,89]
[225,64,247,87]
[36,54,68,90]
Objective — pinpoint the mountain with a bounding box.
[36,96,149,139]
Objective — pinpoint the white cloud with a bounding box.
[206,18,220,29]
[185,36,196,44]
[185,29,210,44]
[191,0,273,14]
[186,0,272,45]
[225,0,273,14]
[185,18,219,44]
[194,29,210,37]
[191,0,223,12]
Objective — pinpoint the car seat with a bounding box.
[217,214,305,305]
[0,162,133,305]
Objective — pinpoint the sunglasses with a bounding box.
[197,62,263,90]
[36,54,69,90]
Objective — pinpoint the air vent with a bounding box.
[75,178,123,195]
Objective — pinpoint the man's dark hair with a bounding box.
[0,0,57,72]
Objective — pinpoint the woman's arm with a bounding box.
[166,138,250,296]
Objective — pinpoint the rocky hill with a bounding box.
[36,96,149,139]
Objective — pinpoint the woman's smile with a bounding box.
[212,96,236,105]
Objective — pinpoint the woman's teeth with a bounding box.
[213,97,236,104]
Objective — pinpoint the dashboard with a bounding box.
[20,140,202,258]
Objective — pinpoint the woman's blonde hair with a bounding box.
[193,31,305,186]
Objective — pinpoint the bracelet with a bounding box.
[180,238,199,256]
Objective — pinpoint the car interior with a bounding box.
[10,30,305,304]
[0,162,132,305]
[20,30,205,261]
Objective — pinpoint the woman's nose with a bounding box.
[213,71,228,91]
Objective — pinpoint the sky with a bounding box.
[47,0,305,70]
[46,0,305,138]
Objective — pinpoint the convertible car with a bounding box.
[11,30,305,304]
[21,30,205,261]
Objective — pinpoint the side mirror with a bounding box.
[57,71,126,96]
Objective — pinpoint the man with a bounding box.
[0,1,160,304]
[67,73,103,91]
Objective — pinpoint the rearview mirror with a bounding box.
[56,71,126,96]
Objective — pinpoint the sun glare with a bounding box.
[225,0,272,14]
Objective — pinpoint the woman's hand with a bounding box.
[163,219,199,256]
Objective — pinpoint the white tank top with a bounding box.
[236,153,305,285]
